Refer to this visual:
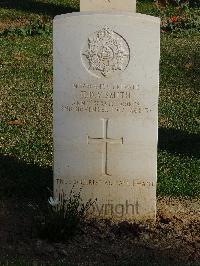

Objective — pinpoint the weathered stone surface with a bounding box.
[53,13,160,221]
[80,0,136,12]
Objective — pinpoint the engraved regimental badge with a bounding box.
[82,26,130,78]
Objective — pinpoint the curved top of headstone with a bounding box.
[54,12,160,24]
[80,0,136,12]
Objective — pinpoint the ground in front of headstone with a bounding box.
[0,197,199,265]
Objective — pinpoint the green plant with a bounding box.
[159,1,200,32]
[31,190,94,242]
[0,20,52,37]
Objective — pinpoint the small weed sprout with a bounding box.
[32,190,94,242]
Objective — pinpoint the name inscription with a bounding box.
[61,82,152,114]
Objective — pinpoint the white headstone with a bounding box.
[53,12,160,221]
[80,0,136,12]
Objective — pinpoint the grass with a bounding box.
[0,0,79,20]
[157,31,200,196]
[0,34,53,200]
[0,0,199,203]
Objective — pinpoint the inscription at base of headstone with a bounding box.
[53,13,160,221]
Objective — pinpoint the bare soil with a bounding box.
[0,197,199,265]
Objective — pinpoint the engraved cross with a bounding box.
[88,118,123,176]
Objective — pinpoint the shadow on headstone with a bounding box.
[0,154,52,201]
[0,0,79,17]
[159,127,200,158]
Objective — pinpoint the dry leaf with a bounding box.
[185,63,193,70]
[7,119,24,125]
[14,52,26,61]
